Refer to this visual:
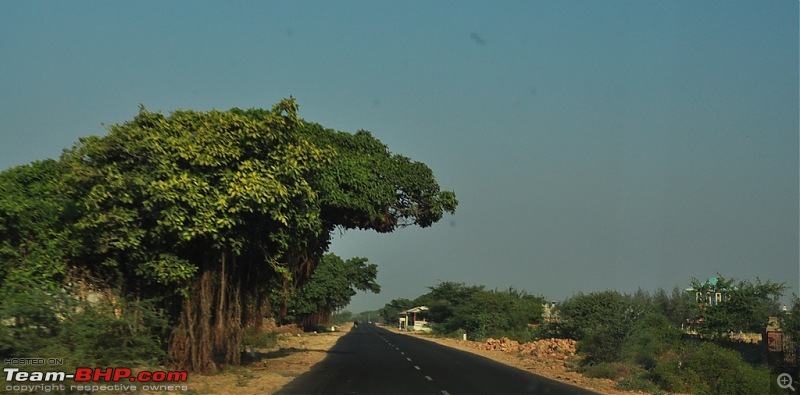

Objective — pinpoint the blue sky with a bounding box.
[1,1,797,312]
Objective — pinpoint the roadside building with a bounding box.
[685,276,732,307]
[399,306,431,331]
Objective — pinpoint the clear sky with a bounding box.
[1,1,797,312]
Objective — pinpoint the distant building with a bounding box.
[684,277,735,330]
[399,306,431,331]
[685,277,731,307]
[541,301,557,323]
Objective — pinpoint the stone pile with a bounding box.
[483,337,521,352]
[480,337,577,360]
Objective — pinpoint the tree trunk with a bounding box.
[168,250,242,373]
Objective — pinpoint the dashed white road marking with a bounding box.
[400,352,405,355]
[441,391,450,395]
[425,375,433,381]
[406,357,412,361]
[414,365,420,370]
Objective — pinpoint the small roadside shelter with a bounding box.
[398,306,431,331]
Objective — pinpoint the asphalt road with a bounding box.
[276,323,597,395]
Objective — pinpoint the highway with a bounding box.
[276,323,597,395]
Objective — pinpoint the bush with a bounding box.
[59,299,167,366]
[647,347,698,393]
[621,312,682,369]
[441,288,544,341]
[241,327,278,349]
[559,291,642,363]
[0,285,67,358]
[685,342,771,395]
[530,321,564,340]
[0,285,168,367]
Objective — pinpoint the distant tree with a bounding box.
[444,287,545,341]
[285,253,380,328]
[559,291,647,363]
[355,310,380,323]
[415,281,485,324]
[379,298,415,324]
[331,310,354,326]
[691,276,785,338]
[662,285,692,327]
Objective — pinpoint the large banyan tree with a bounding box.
[60,99,457,372]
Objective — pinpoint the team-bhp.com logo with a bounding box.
[4,366,189,393]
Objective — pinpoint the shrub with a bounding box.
[685,342,771,395]
[59,299,167,367]
[0,285,68,358]
[0,284,167,367]
[442,287,544,342]
[648,348,699,393]
[621,312,682,369]
[241,327,278,349]
[559,291,642,363]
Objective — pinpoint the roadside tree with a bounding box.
[58,98,456,372]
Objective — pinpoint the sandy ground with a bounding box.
[184,323,354,394]
[180,323,647,395]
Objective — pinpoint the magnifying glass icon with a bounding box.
[778,373,796,391]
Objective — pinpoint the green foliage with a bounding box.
[379,298,415,324]
[691,276,785,338]
[650,286,694,327]
[446,288,544,341]
[621,312,683,370]
[582,362,632,381]
[299,124,458,233]
[407,282,544,341]
[0,284,167,367]
[331,310,354,325]
[0,160,74,291]
[0,284,67,357]
[354,310,379,323]
[287,253,380,319]
[649,352,698,394]
[557,284,777,393]
[415,281,485,324]
[59,299,168,367]
[61,100,329,296]
[241,327,278,349]
[559,290,646,363]
[0,98,457,370]
[25,98,457,369]
[683,342,772,395]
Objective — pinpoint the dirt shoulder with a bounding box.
[184,323,353,394]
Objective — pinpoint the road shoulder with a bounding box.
[381,325,641,395]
